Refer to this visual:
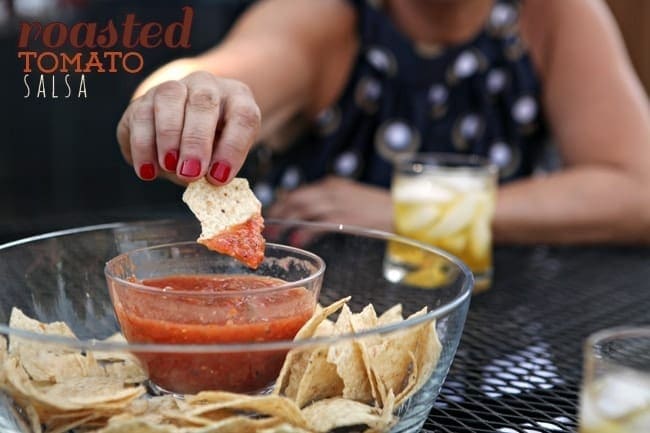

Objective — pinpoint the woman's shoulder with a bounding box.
[519,0,618,79]
[235,0,356,44]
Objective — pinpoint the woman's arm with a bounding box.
[117,0,356,183]
[494,0,650,244]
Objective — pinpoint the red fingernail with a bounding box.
[180,159,201,177]
[164,150,179,171]
[139,163,156,180]
[209,160,231,183]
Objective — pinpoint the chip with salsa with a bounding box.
[182,177,265,268]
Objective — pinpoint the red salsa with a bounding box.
[112,274,314,394]
[200,215,265,269]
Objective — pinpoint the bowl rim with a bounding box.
[0,219,473,353]
[105,241,327,297]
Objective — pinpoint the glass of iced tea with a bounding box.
[390,153,497,291]
[579,327,650,433]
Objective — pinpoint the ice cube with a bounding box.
[595,372,650,420]
[438,233,468,253]
[469,217,490,260]
[580,388,602,429]
[438,173,486,193]
[474,192,495,217]
[396,204,441,232]
[628,410,650,433]
[427,193,480,238]
[393,176,455,203]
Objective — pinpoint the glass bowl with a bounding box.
[105,242,325,395]
[0,219,472,433]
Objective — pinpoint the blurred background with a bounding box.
[0,0,648,244]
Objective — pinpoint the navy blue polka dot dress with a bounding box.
[244,0,548,206]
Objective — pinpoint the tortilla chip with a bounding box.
[407,319,442,405]
[355,339,386,407]
[189,416,283,433]
[35,376,144,408]
[327,340,374,404]
[97,359,147,385]
[85,336,147,384]
[294,345,343,407]
[94,419,178,433]
[0,336,7,383]
[106,395,197,428]
[377,304,403,325]
[350,304,378,331]
[332,304,353,334]
[187,392,307,429]
[311,319,334,337]
[22,350,99,384]
[0,335,7,361]
[361,310,426,400]
[46,412,104,433]
[325,306,374,403]
[359,307,442,407]
[23,400,42,433]
[8,308,76,344]
[93,334,141,361]
[183,177,265,268]
[7,308,100,383]
[123,395,183,416]
[301,398,394,433]
[294,297,350,341]
[259,423,314,433]
[394,351,418,405]
[274,298,350,397]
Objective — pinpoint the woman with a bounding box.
[117,0,650,243]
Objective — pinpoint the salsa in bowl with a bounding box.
[105,241,325,394]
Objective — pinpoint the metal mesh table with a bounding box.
[424,246,650,432]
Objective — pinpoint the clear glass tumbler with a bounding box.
[579,327,650,433]
[390,153,497,291]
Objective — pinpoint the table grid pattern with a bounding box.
[423,246,650,432]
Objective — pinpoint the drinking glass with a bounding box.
[579,327,650,433]
[390,153,497,291]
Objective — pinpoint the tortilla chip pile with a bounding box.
[0,299,442,433]
[0,309,147,433]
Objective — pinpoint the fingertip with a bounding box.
[207,160,232,185]
[138,162,157,181]
[177,158,204,181]
[162,150,179,172]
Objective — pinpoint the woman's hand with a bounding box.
[116,71,261,185]
[267,176,393,231]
